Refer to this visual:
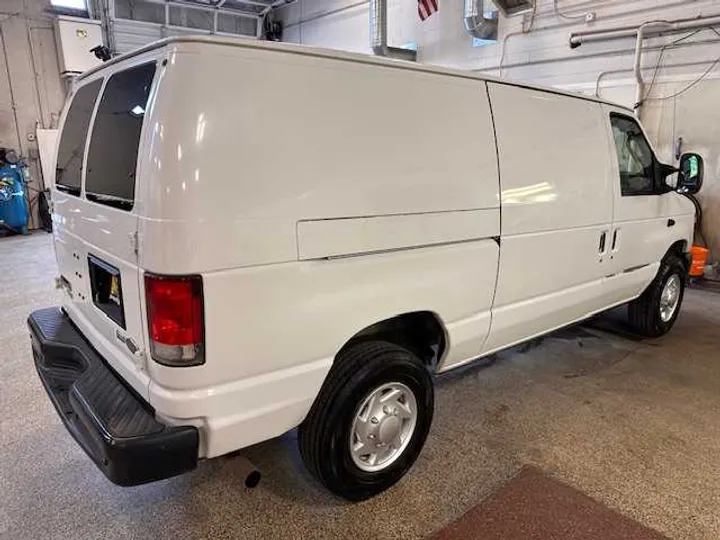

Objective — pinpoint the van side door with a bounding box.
[481,84,614,354]
[600,106,694,305]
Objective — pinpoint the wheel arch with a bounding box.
[337,311,448,371]
[664,239,690,270]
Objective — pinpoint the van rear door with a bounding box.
[53,62,157,395]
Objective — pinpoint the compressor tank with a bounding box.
[0,164,29,234]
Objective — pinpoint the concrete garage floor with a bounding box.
[2,232,720,540]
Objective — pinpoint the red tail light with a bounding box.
[144,274,205,366]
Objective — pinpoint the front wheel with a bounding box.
[298,340,434,501]
[628,255,686,337]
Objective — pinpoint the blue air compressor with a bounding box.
[0,148,29,235]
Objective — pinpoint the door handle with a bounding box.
[599,231,607,254]
[611,229,618,251]
[667,219,676,227]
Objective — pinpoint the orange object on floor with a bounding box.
[690,245,709,277]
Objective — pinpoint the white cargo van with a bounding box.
[30,36,704,500]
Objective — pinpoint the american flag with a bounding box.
[418,0,438,21]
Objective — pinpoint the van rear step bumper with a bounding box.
[28,307,199,486]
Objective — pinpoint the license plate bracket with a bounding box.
[88,254,126,329]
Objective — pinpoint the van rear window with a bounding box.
[85,63,156,210]
[55,80,102,195]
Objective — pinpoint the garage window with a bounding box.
[610,114,657,196]
[85,63,156,210]
[50,0,88,16]
[55,80,102,196]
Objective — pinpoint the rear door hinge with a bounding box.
[129,231,139,257]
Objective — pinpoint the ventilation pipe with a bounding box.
[463,0,498,41]
[634,21,673,112]
[370,0,417,61]
[568,14,720,115]
[569,15,720,48]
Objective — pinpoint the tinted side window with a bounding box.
[85,63,156,210]
[55,80,102,195]
[610,114,656,196]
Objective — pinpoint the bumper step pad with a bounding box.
[29,307,198,486]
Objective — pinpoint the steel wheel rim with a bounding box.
[659,273,681,323]
[349,382,418,473]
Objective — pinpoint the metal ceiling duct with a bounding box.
[463,0,498,41]
[492,0,535,17]
[370,0,417,61]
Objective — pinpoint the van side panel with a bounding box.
[297,209,498,260]
[138,44,499,273]
[151,240,498,456]
[138,45,500,456]
[482,84,614,355]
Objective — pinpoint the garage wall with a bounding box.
[1,0,66,228]
[277,0,720,262]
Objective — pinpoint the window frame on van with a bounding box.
[55,79,103,197]
[609,112,663,197]
[82,61,158,212]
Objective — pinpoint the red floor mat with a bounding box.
[429,466,668,540]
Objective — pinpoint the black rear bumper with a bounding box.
[28,307,198,486]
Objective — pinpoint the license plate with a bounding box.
[88,255,126,329]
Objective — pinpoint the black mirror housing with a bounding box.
[678,153,704,194]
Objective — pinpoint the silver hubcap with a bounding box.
[659,273,681,323]
[349,382,418,473]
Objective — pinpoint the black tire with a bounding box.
[628,255,686,337]
[298,340,434,501]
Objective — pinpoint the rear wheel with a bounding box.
[628,255,686,337]
[298,340,433,501]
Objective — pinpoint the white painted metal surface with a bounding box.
[600,103,694,306]
[36,129,59,188]
[297,210,499,260]
[51,37,695,459]
[54,16,104,74]
[481,83,614,355]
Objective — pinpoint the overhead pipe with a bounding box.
[370,0,417,61]
[568,14,720,116]
[463,0,498,41]
[569,14,720,48]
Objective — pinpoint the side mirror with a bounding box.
[678,153,704,194]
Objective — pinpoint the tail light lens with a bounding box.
[144,273,205,366]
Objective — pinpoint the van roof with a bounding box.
[79,35,632,112]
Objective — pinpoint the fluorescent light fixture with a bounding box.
[51,0,88,10]
[131,105,145,116]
